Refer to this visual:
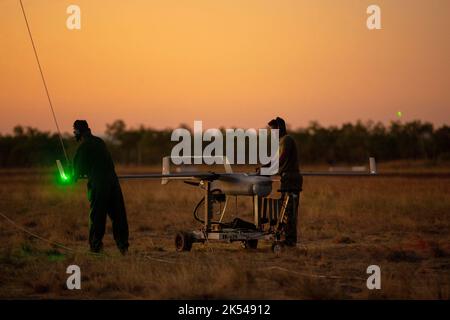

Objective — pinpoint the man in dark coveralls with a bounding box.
[268,117,303,247]
[72,120,129,254]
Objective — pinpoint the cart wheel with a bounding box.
[175,231,193,252]
[242,239,258,250]
[272,242,283,255]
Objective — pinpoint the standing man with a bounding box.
[268,117,303,247]
[72,120,129,254]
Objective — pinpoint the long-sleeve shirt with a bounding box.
[73,134,117,184]
[279,135,299,174]
[278,134,302,192]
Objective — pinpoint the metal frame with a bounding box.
[185,180,294,248]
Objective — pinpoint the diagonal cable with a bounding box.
[19,0,69,164]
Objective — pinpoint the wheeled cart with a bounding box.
[174,180,297,254]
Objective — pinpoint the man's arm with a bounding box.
[72,144,86,182]
[278,136,291,171]
[256,137,287,174]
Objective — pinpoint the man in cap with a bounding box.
[267,117,303,247]
[72,120,129,254]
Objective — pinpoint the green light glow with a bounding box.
[55,160,72,185]
[56,170,72,185]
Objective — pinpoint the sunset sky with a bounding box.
[0,0,449,134]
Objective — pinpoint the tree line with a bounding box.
[0,119,449,168]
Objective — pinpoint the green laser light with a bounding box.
[56,160,71,184]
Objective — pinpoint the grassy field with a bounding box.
[0,162,449,299]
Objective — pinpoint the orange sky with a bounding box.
[0,0,449,134]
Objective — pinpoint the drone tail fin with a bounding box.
[161,156,170,185]
[369,157,377,174]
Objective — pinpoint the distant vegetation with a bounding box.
[0,120,449,167]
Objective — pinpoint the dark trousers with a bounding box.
[87,178,129,252]
[281,192,300,246]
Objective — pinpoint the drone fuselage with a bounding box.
[207,174,273,197]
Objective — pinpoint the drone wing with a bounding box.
[56,157,378,185]
[116,172,218,181]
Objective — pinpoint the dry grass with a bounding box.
[0,163,449,299]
